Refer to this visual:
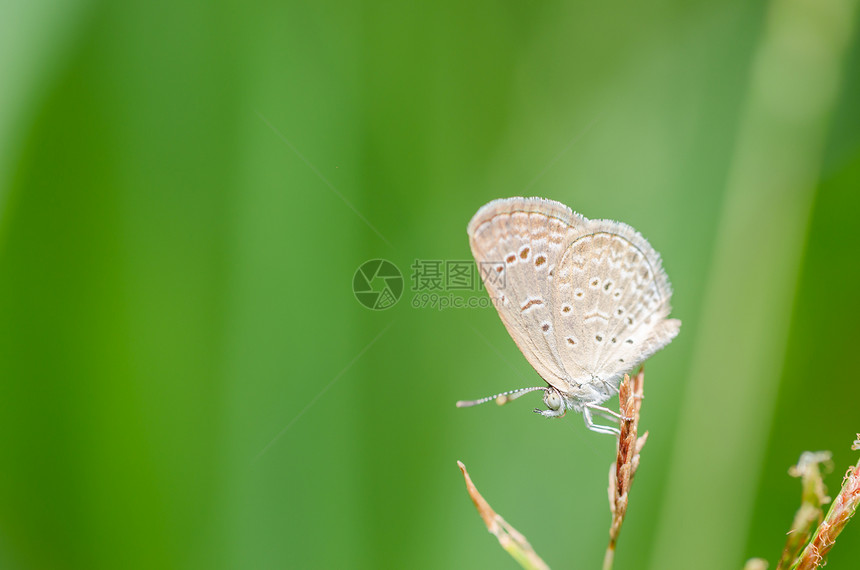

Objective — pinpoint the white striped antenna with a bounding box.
[456,386,547,408]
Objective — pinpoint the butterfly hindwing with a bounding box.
[551,219,679,388]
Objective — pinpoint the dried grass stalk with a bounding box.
[458,461,550,570]
[791,436,860,570]
[775,451,832,569]
[603,368,648,570]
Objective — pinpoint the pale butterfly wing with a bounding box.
[468,198,587,391]
[550,218,680,390]
[469,197,679,400]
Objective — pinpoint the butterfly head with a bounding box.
[535,386,567,418]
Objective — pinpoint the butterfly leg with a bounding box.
[586,403,623,422]
[533,407,566,418]
[583,407,620,436]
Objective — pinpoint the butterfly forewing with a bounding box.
[468,198,585,390]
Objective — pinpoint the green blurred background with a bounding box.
[2,0,860,568]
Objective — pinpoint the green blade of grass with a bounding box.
[650,0,859,568]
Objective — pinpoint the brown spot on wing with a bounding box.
[520,299,544,312]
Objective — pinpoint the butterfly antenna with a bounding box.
[456,386,547,408]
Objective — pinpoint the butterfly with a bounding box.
[457,197,680,434]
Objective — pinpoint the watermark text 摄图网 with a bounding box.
[353,258,506,311]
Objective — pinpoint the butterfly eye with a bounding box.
[544,389,562,411]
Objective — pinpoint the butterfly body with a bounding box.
[464,197,680,434]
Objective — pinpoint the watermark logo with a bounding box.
[353,259,404,310]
